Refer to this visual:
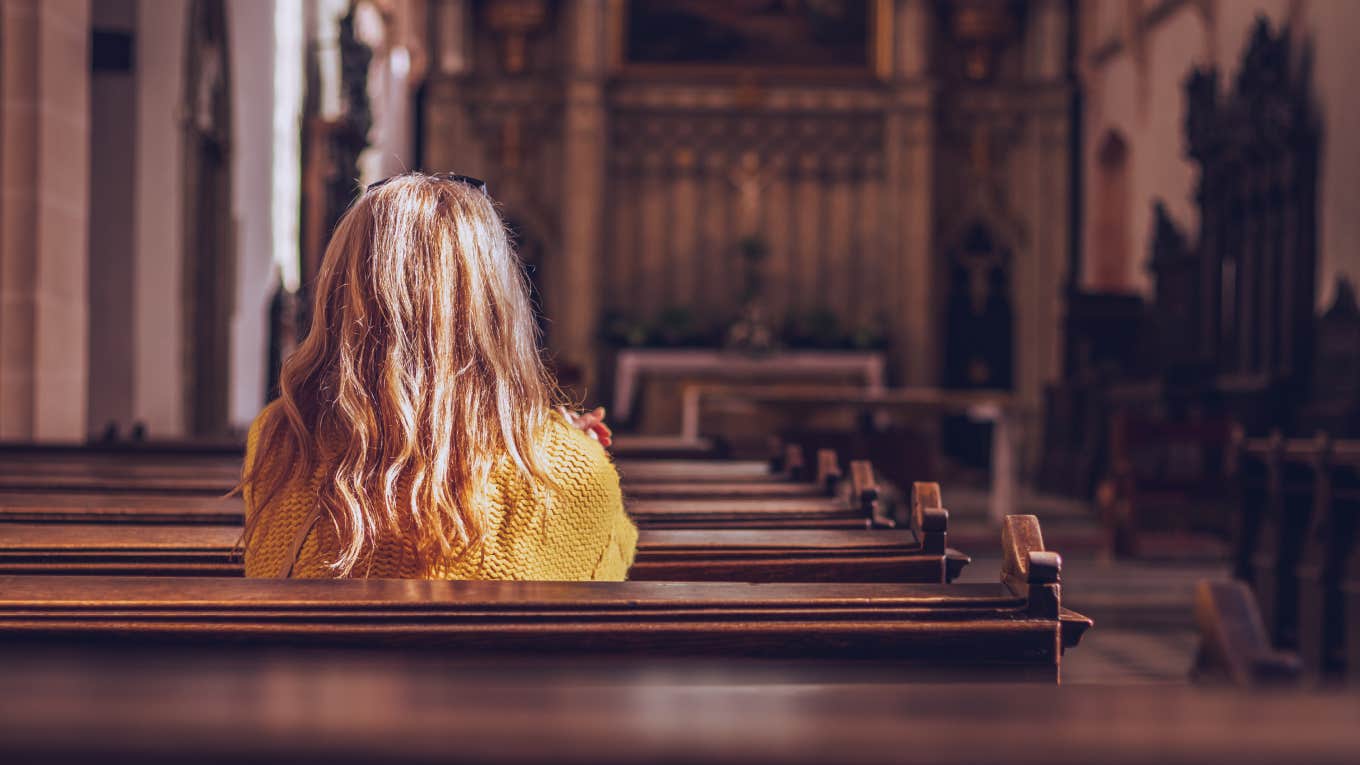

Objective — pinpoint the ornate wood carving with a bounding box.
[946,0,1022,82]
[1299,279,1360,435]
[1184,18,1319,385]
[605,104,887,327]
[1146,200,1199,371]
[483,0,549,75]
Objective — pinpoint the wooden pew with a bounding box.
[0,491,244,525]
[1100,412,1234,556]
[1231,432,1360,681]
[0,516,1089,682]
[0,454,241,494]
[1295,437,1360,679]
[0,455,889,531]
[0,446,967,580]
[0,443,830,500]
[1228,426,1270,582]
[0,480,885,531]
[0,523,971,583]
[1247,431,1320,650]
[627,458,885,530]
[613,458,774,483]
[621,446,843,500]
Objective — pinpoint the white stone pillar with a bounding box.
[422,0,474,173]
[0,0,92,440]
[132,0,187,438]
[1016,0,1072,477]
[227,0,293,430]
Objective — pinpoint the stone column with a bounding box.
[0,0,91,440]
[1015,0,1072,477]
[133,0,187,438]
[556,0,607,392]
[887,0,936,385]
[422,0,476,174]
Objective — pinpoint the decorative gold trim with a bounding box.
[614,0,888,82]
[873,0,894,81]
[606,0,626,74]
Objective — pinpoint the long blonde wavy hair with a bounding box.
[240,173,558,576]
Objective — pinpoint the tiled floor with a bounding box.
[1061,628,1202,684]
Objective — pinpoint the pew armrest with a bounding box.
[815,449,843,497]
[944,548,972,583]
[1059,607,1094,650]
[910,482,948,554]
[850,461,892,528]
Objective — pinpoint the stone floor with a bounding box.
[610,442,1229,685]
[940,480,1229,685]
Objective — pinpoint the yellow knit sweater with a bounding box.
[242,409,637,580]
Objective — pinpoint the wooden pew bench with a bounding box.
[619,447,842,500]
[0,441,243,494]
[1230,432,1360,680]
[0,443,835,500]
[0,447,965,582]
[0,492,244,525]
[0,479,966,583]
[0,457,896,531]
[0,524,969,583]
[1100,413,1235,556]
[0,491,881,530]
[0,516,1087,683]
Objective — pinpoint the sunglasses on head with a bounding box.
[365,172,489,196]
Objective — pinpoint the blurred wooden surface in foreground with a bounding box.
[1,647,1356,765]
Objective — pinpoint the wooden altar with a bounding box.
[612,349,887,430]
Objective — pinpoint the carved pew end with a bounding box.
[999,515,1092,656]
[783,444,807,483]
[767,436,785,473]
[1001,515,1063,619]
[1193,579,1302,688]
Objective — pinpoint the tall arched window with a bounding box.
[1090,130,1131,291]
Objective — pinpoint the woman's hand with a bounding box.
[562,406,612,448]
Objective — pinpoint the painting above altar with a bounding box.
[622,0,881,73]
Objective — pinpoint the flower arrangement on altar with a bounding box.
[601,233,887,352]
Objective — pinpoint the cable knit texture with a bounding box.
[242,409,637,580]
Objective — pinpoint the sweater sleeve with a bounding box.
[591,493,639,581]
[539,418,637,581]
[241,409,264,519]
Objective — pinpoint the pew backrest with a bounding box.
[0,516,1089,682]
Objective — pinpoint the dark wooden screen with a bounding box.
[1184,18,1319,384]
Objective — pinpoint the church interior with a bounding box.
[2,0,1360,760]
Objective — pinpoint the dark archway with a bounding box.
[942,221,1014,467]
[182,0,233,436]
[506,218,575,386]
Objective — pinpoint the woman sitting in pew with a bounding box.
[238,173,636,580]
